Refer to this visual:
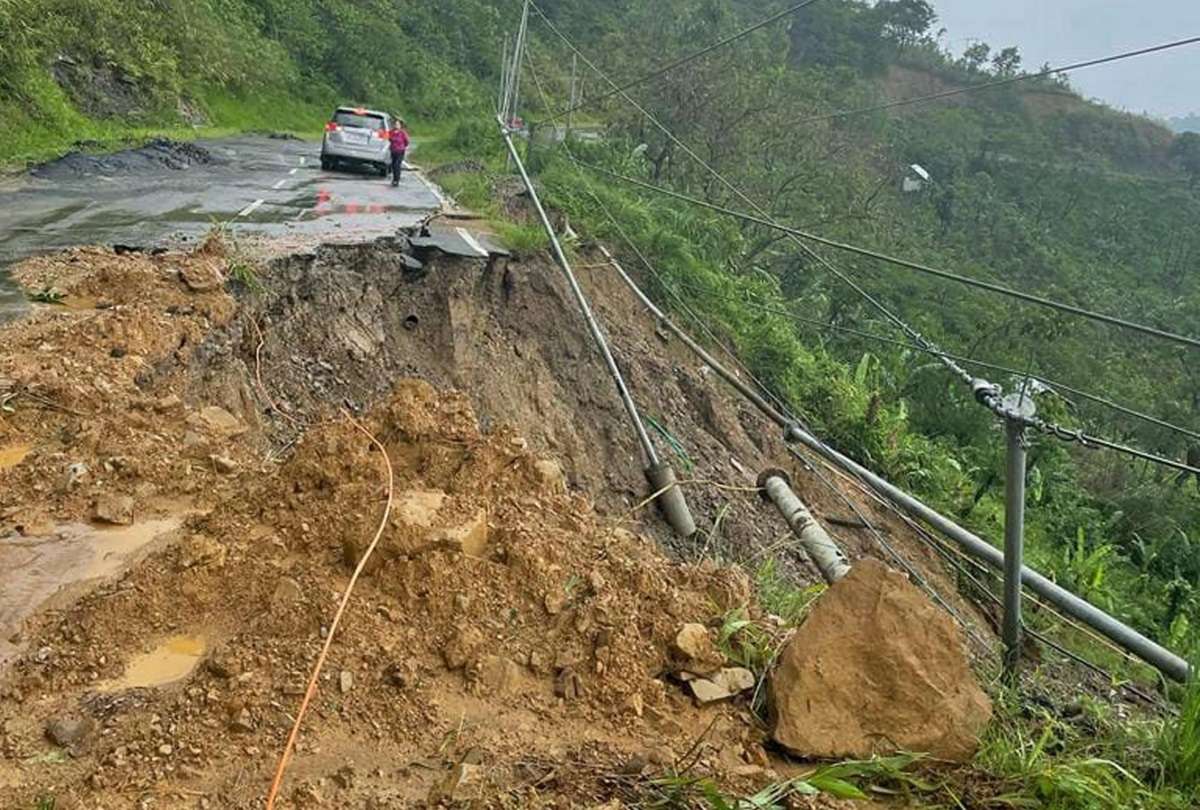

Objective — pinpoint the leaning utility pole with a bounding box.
[496,117,697,540]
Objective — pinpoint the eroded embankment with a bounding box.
[0,234,993,808]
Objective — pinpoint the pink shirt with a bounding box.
[389,129,410,153]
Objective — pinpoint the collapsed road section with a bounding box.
[0,225,1020,806]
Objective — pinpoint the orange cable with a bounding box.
[264,410,395,808]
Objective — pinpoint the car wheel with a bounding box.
[378,163,389,177]
[320,156,333,171]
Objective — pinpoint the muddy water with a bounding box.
[0,442,31,470]
[102,634,207,690]
[0,516,184,668]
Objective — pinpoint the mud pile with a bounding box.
[0,234,998,807]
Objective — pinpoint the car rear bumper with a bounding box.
[321,138,390,163]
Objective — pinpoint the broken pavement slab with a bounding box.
[768,559,992,762]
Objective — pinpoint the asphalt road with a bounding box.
[0,136,447,321]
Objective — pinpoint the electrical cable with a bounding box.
[519,9,1193,687]
[525,19,1200,473]
[670,279,1200,443]
[575,160,1200,352]
[529,0,825,127]
[798,35,1200,126]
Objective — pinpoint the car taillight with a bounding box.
[324,122,340,132]
[374,129,389,139]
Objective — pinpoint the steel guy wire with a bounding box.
[529,0,825,128]
[520,15,1195,682]
[797,35,1200,126]
[576,161,1200,352]
[526,14,1200,470]
[670,279,1200,444]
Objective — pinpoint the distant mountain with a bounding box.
[1168,113,1200,134]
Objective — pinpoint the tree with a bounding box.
[875,0,936,47]
[961,41,990,73]
[1171,132,1200,186]
[991,46,1022,77]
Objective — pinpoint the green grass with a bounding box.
[0,77,327,169]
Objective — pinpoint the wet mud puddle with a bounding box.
[0,516,185,668]
[102,634,208,690]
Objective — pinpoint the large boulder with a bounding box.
[768,559,992,762]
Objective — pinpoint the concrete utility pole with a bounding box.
[1002,391,1033,683]
[759,470,851,584]
[567,54,578,136]
[497,119,697,540]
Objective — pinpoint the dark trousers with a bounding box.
[391,151,405,185]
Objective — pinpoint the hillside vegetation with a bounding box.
[3,0,1200,805]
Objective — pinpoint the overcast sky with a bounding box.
[928,1,1200,119]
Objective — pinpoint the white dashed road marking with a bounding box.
[238,199,265,218]
[289,168,298,175]
[272,179,287,189]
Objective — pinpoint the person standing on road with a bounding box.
[388,118,410,187]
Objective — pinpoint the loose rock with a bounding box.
[768,559,992,762]
[93,494,134,526]
[671,623,724,676]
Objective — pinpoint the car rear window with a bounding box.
[333,111,386,130]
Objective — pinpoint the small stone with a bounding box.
[180,263,223,292]
[339,671,353,694]
[474,656,522,696]
[154,395,183,413]
[533,459,567,493]
[671,624,724,675]
[272,577,303,605]
[441,626,484,671]
[544,590,568,616]
[196,406,246,437]
[46,715,95,749]
[93,494,135,526]
[158,744,174,757]
[210,455,238,474]
[229,708,255,733]
[687,667,756,704]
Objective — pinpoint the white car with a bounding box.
[320,107,392,175]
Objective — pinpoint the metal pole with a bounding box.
[601,248,1191,681]
[760,470,852,584]
[499,33,511,119]
[509,0,531,127]
[1003,417,1027,682]
[497,119,696,538]
[568,54,578,136]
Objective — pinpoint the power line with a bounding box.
[529,0,824,128]
[798,35,1200,125]
[668,281,1200,474]
[670,280,1200,443]
[529,2,1200,476]
[528,0,980,390]
[575,161,1200,352]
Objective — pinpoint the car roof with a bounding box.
[335,107,388,117]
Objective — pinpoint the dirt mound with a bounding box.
[0,244,779,807]
[0,232,1003,806]
[768,559,993,762]
[31,139,219,180]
